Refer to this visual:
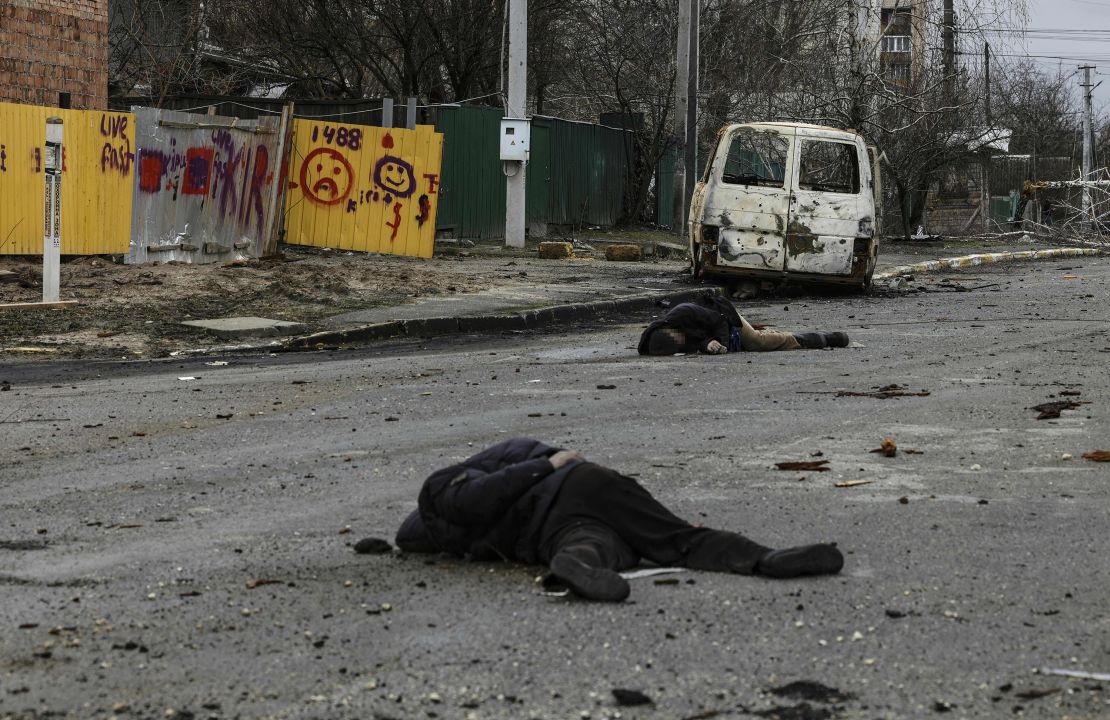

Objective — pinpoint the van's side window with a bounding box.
[722,130,788,188]
[798,141,860,194]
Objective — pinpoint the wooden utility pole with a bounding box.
[671,0,698,236]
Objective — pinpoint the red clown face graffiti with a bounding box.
[373,155,417,199]
[300,147,354,206]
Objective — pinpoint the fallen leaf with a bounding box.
[216,413,233,420]
[1082,450,1110,462]
[596,384,617,390]
[245,579,283,589]
[1059,390,1082,396]
[1063,274,1078,280]
[835,479,872,488]
[775,460,830,472]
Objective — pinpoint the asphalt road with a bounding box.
[2,258,1109,720]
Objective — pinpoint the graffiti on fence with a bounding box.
[134,124,278,236]
[130,107,285,264]
[0,144,6,172]
[99,113,134,177]
[291,127,441,245]
[299,147,354,206]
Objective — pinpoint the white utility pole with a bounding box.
[504,0,528,248]
[1080,65,1095,227]
[671,0,697,236]
[43,119,63,304]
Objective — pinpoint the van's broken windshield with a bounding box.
[722,129,788,188]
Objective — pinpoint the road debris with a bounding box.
[770,680,853,704]
[1031,400,1089,420]
[870,438,897,457]
[1039,668,1110,681]
[834,480,872,488]
[538,242,573,259]
[611,689,653,706]
[798,384,929,399]
[839,384,930,399]
[245,579,283,589]
[604,244,642,262]
[776,460,831,472]
[1082,450,1110,462]
[1014,688,1060,700]
[353,537,392,554]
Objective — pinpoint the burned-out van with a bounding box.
[689,122,880,290]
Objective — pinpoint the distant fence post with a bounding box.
[382,98,394,128]
[406,97,417,130]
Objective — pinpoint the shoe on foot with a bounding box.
[549,553,630,602]
[756,543,844,578]
[823,332,850,348]
[792,332,827,350]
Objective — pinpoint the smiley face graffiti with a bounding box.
[372,155,416,199]
[300,147,354,206]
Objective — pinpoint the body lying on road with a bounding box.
[389,438,843,602]
[638,294,849,355]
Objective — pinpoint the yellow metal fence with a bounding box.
[0,101,134,255]
[1,103,444,261]
[284,119,443,258]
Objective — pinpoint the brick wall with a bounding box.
[0,0,108,109]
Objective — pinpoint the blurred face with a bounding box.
[661,328,685,346]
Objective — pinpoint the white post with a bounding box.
[504,0,528,248]
[43,120,62,304]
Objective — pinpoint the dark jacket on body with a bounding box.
[637,301,731,355]
[395,438,580,563]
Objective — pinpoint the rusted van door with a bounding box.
[702,125,794,274]
[784,129,870,278]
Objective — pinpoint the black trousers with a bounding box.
[537,463,769,574]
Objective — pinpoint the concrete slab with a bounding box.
[181,316,304,339]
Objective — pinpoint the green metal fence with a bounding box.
[432,106,632,240]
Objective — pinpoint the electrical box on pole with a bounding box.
[500,118,531,162]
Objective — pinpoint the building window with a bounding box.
[882,35,911,54]
[884,64,911,84]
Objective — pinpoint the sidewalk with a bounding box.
[285,235,1106,350]
[1,233,1103,359]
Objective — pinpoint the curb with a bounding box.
[276,247,1106,351]
[873,247,1105,281]
[285,287,717,350]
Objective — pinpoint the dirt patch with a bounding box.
[1,241,687,359]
